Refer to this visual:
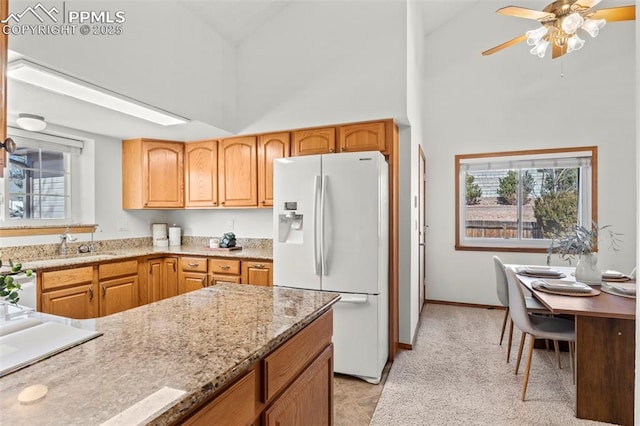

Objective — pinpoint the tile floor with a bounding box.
[333,363,391,425]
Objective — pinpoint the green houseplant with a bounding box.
[0,262,30,305]
[546,223,622,284]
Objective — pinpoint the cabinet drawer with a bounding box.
[41,266,94,291]
[98,260,138,280]
[208,259,241,275]
[263,310,333,402]
[183,369,256,426]
[180,257,208,272]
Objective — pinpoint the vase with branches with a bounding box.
[546,223,622,284]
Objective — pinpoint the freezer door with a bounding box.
[332,293,388,384]
[320,151,388,295]
[273,155,322,290]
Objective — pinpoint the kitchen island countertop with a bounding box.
[0,283,339,425]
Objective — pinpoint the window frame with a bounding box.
[1,128,83,226]
[454,146,597,253]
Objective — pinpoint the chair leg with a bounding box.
[506,319,514,363]
[521,334,536,401]
[569,341,575,385]
[500,308,510,345]
[515,331,526,375]
[554,340,562,369]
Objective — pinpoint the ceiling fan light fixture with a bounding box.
[581,18,606,37]
[526,26,549,45]
[567,34,586,52]
[561,12,585,34]
[16,113,47,132]
[530,39,550,57]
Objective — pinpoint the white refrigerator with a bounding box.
[273,151,388,384]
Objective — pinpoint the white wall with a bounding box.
[423,3,637,306]
[635,10,639,423]
[8,0,237,132]
[235,0,407,133]
[398,0,424,345]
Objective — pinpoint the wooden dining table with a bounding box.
[509,265,636,426]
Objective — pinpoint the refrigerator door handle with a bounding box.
[313,175,321,276]
[338,294,368,304]
[320,174,328,276]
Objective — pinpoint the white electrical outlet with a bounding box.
[225,220,234,231]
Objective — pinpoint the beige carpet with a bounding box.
[371,304,609,426]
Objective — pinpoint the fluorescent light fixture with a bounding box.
[8,59,189,126]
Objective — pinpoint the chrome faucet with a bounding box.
[59,227,78,255]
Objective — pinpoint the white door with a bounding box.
[273,155,322,290]
[332,293,385,384]
[320,152,386,295]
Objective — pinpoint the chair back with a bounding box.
[505,267,536,336]
[493,256,509,307]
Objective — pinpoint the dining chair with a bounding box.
[505,267,576,401]
[493,256,549,363]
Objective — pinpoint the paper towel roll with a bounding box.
[169,226,181,246]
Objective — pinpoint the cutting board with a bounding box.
[204,246,242,251]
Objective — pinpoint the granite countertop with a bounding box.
[0,283,339,425]
[11,245,272,272]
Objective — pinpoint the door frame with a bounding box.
[418,145,426,312]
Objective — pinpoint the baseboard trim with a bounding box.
[425,299,505,310]
[398,342,412,350]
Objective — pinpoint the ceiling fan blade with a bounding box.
[572,0,603,11]
[552,43,568,59]
[589,5,635,22]
[482,34,527,56]
[497,6,556,21]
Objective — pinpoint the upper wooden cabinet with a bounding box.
[185,140,218,208]
[337,120,390,155]
[292,127,336,156]
[123,139,184,209]
[258,133,290,208]
[218,136,257,207]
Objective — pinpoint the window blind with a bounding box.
[7,127,84,154]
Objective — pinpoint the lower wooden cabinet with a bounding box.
[98,260,139,316]
[40,266,98,319]
[209,258,241,286]
[148,257,179,302]
[264,345,333,426]
[241,261,272,287]
[179,257,209,294]
[180,310,334,426]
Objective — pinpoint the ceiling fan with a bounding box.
[482,0,635,59]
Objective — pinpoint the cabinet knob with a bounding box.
[102,285,106,297]
[329,149,334,153]
[341,147,346,152]
[221,201,225,205]
[260,200,265,205]
[254,264,265,269]
[188,263,199,267]
[219,265,230,270]
[212,202,217,206]
[88,287,94,301]
[201,276,206,287]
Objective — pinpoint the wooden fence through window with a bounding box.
[465,220,543,239]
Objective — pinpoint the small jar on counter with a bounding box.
[209,238,220,248]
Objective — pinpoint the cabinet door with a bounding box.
[211,274,241,286]
[99,275,139,317]
[180,272,208,294]
[41,284,98,319]
[218,136,257,207]
[148,258,163,303]
[337,121,388,154]
[143,140,184,208]
[264,345,333,426]
[292,128,336,156]
[185,140,218,208]
[258,133,290,207]
[162,257,179,299]
[241,261,272,287]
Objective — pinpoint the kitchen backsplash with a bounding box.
[1,237,272,263]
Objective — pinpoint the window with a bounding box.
[455,147,597,252]
[2,129,83,223]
